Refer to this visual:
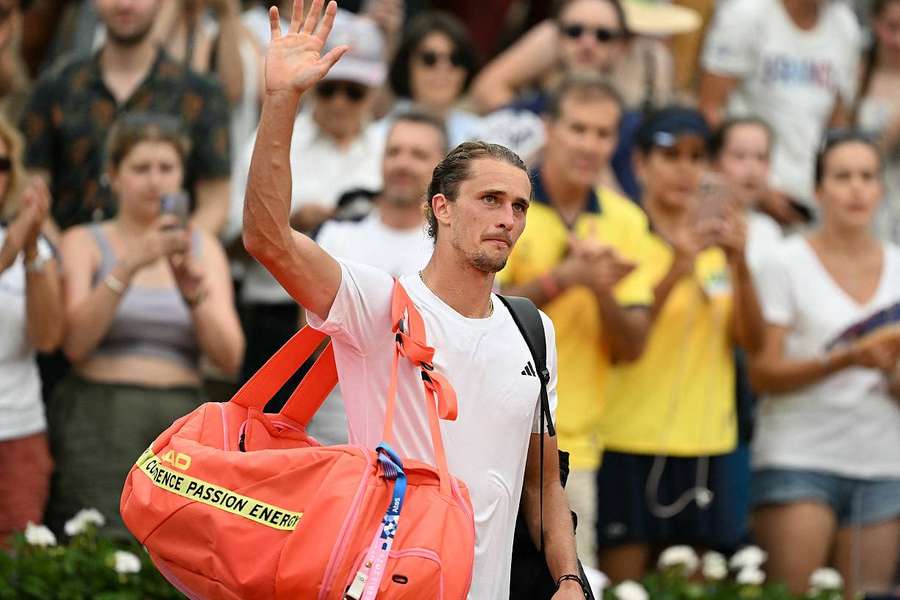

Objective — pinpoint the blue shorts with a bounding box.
[595,449,748,551]
[751,468,900,527]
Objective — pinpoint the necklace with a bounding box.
[418,270,494,318]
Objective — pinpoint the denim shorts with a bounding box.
[751,468,900,526]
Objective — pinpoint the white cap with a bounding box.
[322,9,387,87]
[622,0,702,36]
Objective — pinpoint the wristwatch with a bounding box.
[25,253,50,274]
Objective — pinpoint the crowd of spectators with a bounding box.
[0,0,899,597]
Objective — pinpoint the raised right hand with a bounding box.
[265,0,349,97]
[121,215,191,275]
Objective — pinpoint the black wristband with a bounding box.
[556,573,586,594]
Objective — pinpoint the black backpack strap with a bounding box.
[497,294,556,555]
[496,295,555,437]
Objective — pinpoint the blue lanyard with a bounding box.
[345,443,407,600]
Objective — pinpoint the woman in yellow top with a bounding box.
[595,107,765,580]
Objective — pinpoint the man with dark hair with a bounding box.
[499,72,654,567]
[19,0,231,234]
[243,2,584,598]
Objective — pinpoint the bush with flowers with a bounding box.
[598,545,846,600]
[0,509,181,599]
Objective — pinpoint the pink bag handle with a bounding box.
[384,280,458,496]
[230,326,334,418]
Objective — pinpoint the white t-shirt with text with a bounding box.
[308,260,559,600]
[702,0,861,205]
[751,236,900,478]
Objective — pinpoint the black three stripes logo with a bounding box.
[521,361,537,377]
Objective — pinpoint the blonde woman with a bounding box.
[0,118,63,545]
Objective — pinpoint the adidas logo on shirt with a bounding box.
[521,361,537,377]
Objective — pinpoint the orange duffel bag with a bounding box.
[120,280,475,599]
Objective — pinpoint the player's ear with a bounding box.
[431,193,453,229]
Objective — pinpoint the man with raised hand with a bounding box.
[242,1,583,598]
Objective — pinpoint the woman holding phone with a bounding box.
[596,107,765,580]
[47,112,244,536]
[749,131,900,598]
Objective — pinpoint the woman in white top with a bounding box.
[709,117,784,271]
[750,131,900,597]
[0,118,63,544]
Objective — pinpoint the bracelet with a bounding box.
[556,573,586,594]
[538,271,562,301]
[103,273,127,295]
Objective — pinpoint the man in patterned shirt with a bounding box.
[20,0,232,234]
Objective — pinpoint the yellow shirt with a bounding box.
[499,180,654,470]
[600,234,737,457]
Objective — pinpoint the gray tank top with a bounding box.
[88,224,201,369]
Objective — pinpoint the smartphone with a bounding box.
[160,191,190,229]
[694,173,733,224]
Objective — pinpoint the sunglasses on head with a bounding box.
[0,157,10,172]
[416,49,465,69]
[315,81,368,102]
[560,23,624,43]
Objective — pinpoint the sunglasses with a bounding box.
[560,23,624,43]
[0,157,10,172]
[416,49,465,69]
[315,81,368,102]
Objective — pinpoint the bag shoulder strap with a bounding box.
[496,295,555,437]
[496,294,555,554]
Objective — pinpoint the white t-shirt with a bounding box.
[308,260,559,600]
[315,211,434,277]
[751,236,900,478]
[0,232,53,441]
[746,210,783,272]
[307,211,434,444]
[702,0,861,205]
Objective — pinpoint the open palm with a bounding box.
[265,0,348,96]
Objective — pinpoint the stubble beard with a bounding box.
[105,21,154,47]
[471,250,508,273]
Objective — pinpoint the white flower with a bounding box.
[113,550,142,574]
[583,565,610,596]
[702,551,728,581]
[658,545,699,575]
[64,508,106,536]
[809,568,843,592]
[24,522,57,547]
[736,567,766,586]
[614,580,649,600]
[729,545,768,570]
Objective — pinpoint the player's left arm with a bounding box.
[522,434,584,599]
